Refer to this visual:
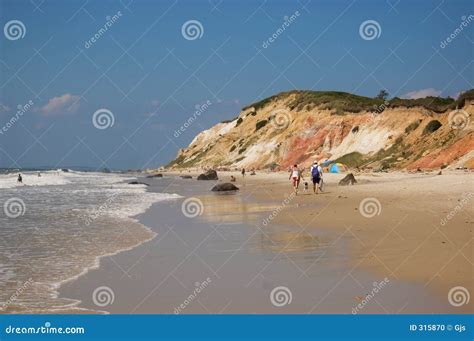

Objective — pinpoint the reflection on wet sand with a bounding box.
[198,192,324,256]
[198,193,278,224]
[257,229,323,254]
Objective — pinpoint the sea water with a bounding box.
[0,170,180,313]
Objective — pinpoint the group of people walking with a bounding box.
[289,161,323,195]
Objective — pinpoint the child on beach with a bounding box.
[289,164,304,195]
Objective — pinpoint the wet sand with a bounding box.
[59,170,473,313]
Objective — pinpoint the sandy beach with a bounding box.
[59,170,473,314]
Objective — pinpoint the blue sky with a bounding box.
[0,0,472,169]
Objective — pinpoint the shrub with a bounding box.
[334,152,365,167]
[404,120,421,134]
[423,120,442,135]
[255,119,268,131]
[235,117,243,127]
[229,145,236,152]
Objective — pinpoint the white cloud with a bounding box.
[41,93,80,115]
[402,88,442,99]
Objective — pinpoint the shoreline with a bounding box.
[58,170,472,313]
[8,176,180,314]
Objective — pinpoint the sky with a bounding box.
[0,0,472,170]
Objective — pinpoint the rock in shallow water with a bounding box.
[146,173,163,178]
[211,183,239,192]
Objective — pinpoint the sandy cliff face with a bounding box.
[168,91,474,170]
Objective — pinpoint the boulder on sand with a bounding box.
[338,173,357,186]
[211,183,239,192]
[146,173,163,178]
[128,181,149,186]
[197,170,218,180]
[180,175,193,179]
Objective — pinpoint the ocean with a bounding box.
[0,170,180,313]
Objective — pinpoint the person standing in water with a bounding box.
[17,173,23,184]
[289,164,303,195]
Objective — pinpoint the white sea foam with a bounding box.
[0,171,72,188]
[0,170,182,313]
